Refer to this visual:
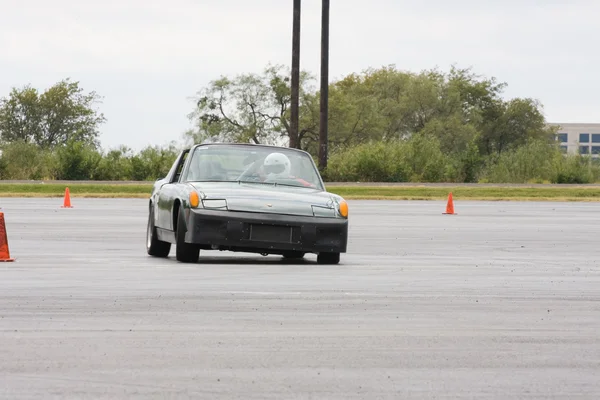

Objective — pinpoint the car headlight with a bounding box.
[202,199,228,210]
[312,205,336,217]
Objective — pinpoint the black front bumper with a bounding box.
[184,208,348,254]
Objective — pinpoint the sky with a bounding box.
[1,0,599,152]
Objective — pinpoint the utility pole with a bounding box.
[318,0,330,169]
[289,0,301,149]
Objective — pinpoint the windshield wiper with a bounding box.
[239,180,317,189]
[267,182,315,189]
[192,179,317,189]
[195,180,233,182]
[237,180,277,186]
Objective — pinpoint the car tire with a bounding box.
[175,208,200,263]
[147,206,171,257]
[317,252,340,265]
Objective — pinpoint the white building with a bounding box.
[548,122,600,157]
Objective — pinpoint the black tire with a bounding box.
[147,206,171,257]
[317,252,340,265]
[282,251,305,259]
[175,208,200,263]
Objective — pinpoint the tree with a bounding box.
[187,63,555,164]
[310,64,553,158]
[0,78,106,149]
[185,64,316,148]
[317,65,505,147]
[477,97,557,155]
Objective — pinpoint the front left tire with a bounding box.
[147,206,171,257]
[317,252,340,265]
[175,208,200,263]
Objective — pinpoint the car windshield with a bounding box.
[183,144,324,190]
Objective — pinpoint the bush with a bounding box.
[552,156,600,184]
[0,141,57,179]
[0,140,180,181]
[480,139,600,184]
[324,141,402,182]
[1,136,599,184]
[322,136,600,184]
[55,140,102,180]
[324,134,474,183]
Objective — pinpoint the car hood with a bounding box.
[189,182,336,217]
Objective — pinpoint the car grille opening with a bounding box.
[249,224,298,243]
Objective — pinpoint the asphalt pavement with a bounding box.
[0,198,599,399]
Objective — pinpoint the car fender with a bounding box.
[171,183,203,225]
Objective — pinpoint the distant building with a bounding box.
[548,122,600,157]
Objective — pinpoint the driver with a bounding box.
[261,152,313,187]
[263,152,292,180]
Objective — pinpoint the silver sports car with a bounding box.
[146,143,349,264]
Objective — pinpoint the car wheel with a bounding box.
[282,251,305,259]
[147,206,171,257]
[175,208,200,263]
[317,252,340,265]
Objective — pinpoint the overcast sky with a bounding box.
[1,0,598,151]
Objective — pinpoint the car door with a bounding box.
[156,149,190,230]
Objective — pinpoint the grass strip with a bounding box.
[1,183,600,201]
[0,183,151,195]
[328,186,600,201]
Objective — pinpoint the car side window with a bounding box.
[173,152,188,182]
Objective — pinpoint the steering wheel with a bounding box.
[237,162,264,182]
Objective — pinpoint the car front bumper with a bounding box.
[184,208,348,254]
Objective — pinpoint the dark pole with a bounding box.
[318,0,329,169]
[290,0,301,149]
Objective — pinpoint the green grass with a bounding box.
[0,183,153,198]
[1,182,600,201]
[327,186,600,201]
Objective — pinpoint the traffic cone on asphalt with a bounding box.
[443,192,456,215]
[0,211,15,262]
[61,187,73,208]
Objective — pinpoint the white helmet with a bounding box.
[263,152,291,179]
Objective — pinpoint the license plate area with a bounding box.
[249,224,293,243]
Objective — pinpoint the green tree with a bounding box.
[185,64,316,147]
[184,62,556,165]
[315,64,554,158]
[478,98,557,155]
[0,78,106,149]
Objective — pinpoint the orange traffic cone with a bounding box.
[61,187,73,208]
[0,211,15,262]
[443,192,456,215]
